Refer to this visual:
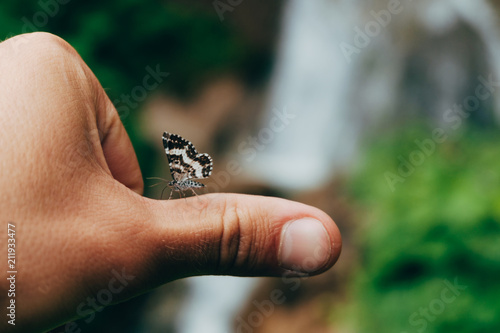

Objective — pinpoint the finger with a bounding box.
[94,88,144,194]
[2,32,144,195]
[138,193,342,280]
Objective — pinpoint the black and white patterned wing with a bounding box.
[162,132,213,182]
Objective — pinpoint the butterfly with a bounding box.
[157,131,213,199]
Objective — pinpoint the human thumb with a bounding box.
[130,192,342,283]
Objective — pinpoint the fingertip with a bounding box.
[278,217,341,274]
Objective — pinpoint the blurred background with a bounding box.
[2,0,500,332]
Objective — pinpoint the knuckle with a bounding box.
[26,31,76,55]
[211,196,253,273]
[5,32,94,93]
[10,32,77,59]
[27,31,64,44]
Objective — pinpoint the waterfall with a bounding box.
[246,0,361,192]
[174,1,500,332]
[176,276,258,333]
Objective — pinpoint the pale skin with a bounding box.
[0,32,342,332]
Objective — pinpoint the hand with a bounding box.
[0,32,341,333]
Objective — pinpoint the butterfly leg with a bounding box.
[161,185,170,200]
[191,188,203,204]
[179,190,189,202]
[169,190,175,200]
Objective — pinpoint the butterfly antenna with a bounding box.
[147,177,171,188]
[147,177,170,181]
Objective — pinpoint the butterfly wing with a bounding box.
[162,132,213,182]
[187,153,213,180]
[163,132,190,182]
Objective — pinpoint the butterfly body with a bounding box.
[162,132,213,198]
[168,179,205,192]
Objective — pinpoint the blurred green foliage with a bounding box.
[346,126,500,332]
[0,0,253,99]
[0,1,266,183]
